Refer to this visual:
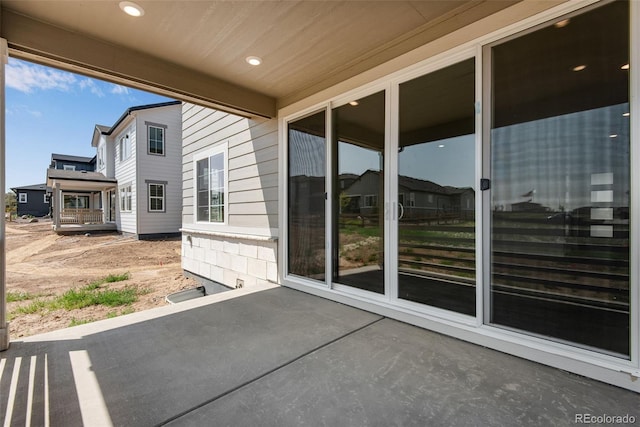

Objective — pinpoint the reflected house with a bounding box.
[342,169,474,222]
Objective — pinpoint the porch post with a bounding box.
[53,183,61,230]
[1,38,9,351]
[102,190,107,223]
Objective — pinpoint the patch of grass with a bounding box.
[56,286,138,310]
[13,299,48,315]
[94,287,138,307]
[7,291,38,302]
[104,272,130,283]
[85,272,130,290]
[69,318,95,327]
[106,307,135,319]
[9,273,139,320]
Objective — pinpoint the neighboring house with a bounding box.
[49,153,96,171]
[181,104,278,292]
[11,183,50,217]
[47,101,182,238]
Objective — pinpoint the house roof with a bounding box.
[11,183,48,192]
[46,169,117,184]
[100,101,182,136]
[0,1,519,117]
[350,169,471,195]
[51,153,95,164]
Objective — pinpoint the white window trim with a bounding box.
[63,165,76,171]
[98,144,105,169]
[148,182,165,213]
[18,193,27,203]
[193,142,228,227]
[119,184,132,212]
[119,134,131,162]
[44,194,50,204]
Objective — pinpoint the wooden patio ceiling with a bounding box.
[0,0,520,118]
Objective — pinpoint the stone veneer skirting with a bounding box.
[181,231,278,290]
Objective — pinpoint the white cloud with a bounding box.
[79,78,105,98]
[6,60,77,93]
[6,104,43,118]
[110,84,130,95]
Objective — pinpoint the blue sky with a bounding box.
[5,58,173,192]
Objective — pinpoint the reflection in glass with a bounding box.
[333,92,385,293]
[490,1,630,356]
[288,111,326,281]
[398,59,476,315]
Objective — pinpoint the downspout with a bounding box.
[0,38,9,351]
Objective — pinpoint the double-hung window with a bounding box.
[119,185,132,212]
[195,144,227,223]
[119,135,131,161]
[148,124,165,155]
[148,183,165,212]
[18,193,27,203]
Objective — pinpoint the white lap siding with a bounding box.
[114,119,137,234]
[181,103,279,289]
[135,104,182,236]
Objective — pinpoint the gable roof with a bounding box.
[349,169,472,195]
[51,153,95,164]
[100,101,182,136]
[11,183,48,192]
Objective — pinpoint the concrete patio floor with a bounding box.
[1,284,638,426]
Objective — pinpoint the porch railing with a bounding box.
[59,209,104,224]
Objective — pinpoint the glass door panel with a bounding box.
[397,59,476,315]
[333,92,385,293]
[489,1,630,356]
[288,111,326,282]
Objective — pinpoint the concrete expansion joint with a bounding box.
[155,316,385,426]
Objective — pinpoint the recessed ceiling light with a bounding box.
[623,112,630,117]
[621,64,630,70]
[572,65,587,72]
[609,134,618,138]
[554,19,570,28]
[438,144,445,148]
[349,101,359,106]
[119,1,144,17]
[246,56,262,66]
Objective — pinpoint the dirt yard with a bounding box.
[5,219,197,338]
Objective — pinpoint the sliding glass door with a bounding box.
[488,1,630,356]
[397,59,476,315]
[288,111,326,282]
[332,91,386,293]
[285,0,633,362]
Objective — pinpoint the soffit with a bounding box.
[1,0,518,117]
